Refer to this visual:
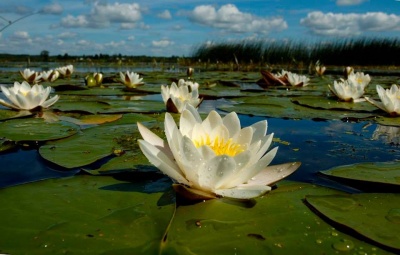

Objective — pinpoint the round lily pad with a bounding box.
[0,118,79,142]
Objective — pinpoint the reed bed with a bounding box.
[191,37,400,69]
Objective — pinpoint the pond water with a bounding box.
[1,99,398,192]
[0,68,399,254]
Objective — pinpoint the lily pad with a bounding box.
[306,193,400,251]
[292,96,378,112]
[320,161,400,192]
[53,100,166,114]
[218,96,374,121]
[0,109,33,121]
[60,114,123,125]
[0,173,175,254]
[39,115,160,169]
[0,118,79,142]
[161,181,389,254]
[374,116,400,127]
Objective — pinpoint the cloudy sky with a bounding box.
[0,0,399,57]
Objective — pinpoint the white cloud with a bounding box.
[127,36,135,41]
[300,11,400,36]
[189,4,287,34]
[61,15,89,28]
[11,31,30,40]
[58,31,77,39]
[152,39,174,48]
[336,0,367,6]
[158,10,172,19]
[59,2,143,29]
[40,3,63,15]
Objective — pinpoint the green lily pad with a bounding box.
[0,139,17,153]
[0,173,175,254]
[0,118,79,142]
[162,181,389,254]
[374,116,400,127]
[218,96,374,120]
[306,193,400,251]
[292,96,378,112]
[39,115,160,169]
[60,114,123,125]
[0,109,33,121]
[53,100,165,114]
[320,161,400,192]
[53,100,112,114]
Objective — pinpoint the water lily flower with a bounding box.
[85,72,103,87]
[347,71,371,90]
[286,72,310,87]
[161,79,203,113]
[0,81,59,111]
[41,70,60,82]
[259,70,288,87]
[20,68,42,84]
[119,71,144,89]
[328,79,365,102]
[315,61,326,76]
[137,104,300,200]
[365,84,400,116]
[344,66,354,79]
[56,64,74,78]
[187,67,194,79]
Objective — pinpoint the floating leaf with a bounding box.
[161,181,388,254]
[320,161,400,192]
[0,118,79,142]
[292,96,378,112]
[39,115,159,169]
[306,193,400,252]
[0,174,175,254]
[60,114,123,125]
[0,109,33,121]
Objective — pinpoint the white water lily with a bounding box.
[56,64,74,78]
[346,72,371,90]
[161,79,202,113]
[286,72,310,87]
[315,60,326,76]
[41,70,60,82]
[120,71,144,88]
[365,84,400,116]
[0,81,59,111]
[328,79,365,102]
[137,104,300,200]
[20,68,42,84]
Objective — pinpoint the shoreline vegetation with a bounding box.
[1,37,400,75]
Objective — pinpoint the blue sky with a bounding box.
[0,0,399,56]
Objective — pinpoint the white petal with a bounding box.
[180,107,200,137]
[250,120,267,144]
[138,140,189,186]
[42,95,60,108]
[233,126,253,146]
[243,162,301,186]
[228,147,278,187]
[202,110,222,133]
[215,185,271,199]
[222,111,240,137]
[0,99,19,110]
[198,155,236,191]
[178,136,203,185]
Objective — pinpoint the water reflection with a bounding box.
[372,125,400,145]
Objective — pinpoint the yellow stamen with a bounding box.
[193,135,243,156]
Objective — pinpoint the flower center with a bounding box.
[193,135,244,156]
